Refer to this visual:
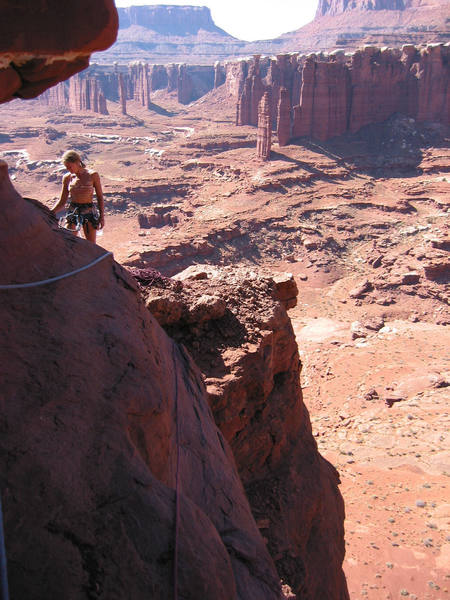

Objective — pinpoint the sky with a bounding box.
[114,0,319,41]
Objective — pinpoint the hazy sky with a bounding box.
[114,1,319,41]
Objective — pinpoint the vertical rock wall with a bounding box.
[178,64,193,104]
[214,61,226,88]
[42,61,220,112]
[416,43,450,124]
[277,87,291,146]
[98,91,108,115]
[225,60,248,99]
[149,64,169,91]
[141,266,349,600]
[67,73,108,114]
[235,43,450,143]
[118,72,127,114]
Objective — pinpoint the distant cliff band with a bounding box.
[39,43,449,145]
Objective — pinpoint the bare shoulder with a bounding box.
[90,170,101,182]
[62,172,71,185]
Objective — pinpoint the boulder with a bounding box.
[270,272,298,309]
[349,279,373,298]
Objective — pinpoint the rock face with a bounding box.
[91,0,448,63]
[118,72,127,114]
[277,87,292,146]
[67,73,108,114]
[118,5,228,35]
[140,265,349,599]
[292,57,351,139]
[39,82,67,108]
[134,63,151,108]
[0,161,283,600]
[39,62,219,112]
[0,0,118,103]
[281,0,449,53]
[235,44,450,142]
[257,92,272,161]
[316,0,406,17]
[99,5,248,64]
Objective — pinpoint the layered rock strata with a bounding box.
[316,0,406,17]
[117,5,228,36]
[140,265,349,599]
[98,5,246,64]
[236,43,449,142]
[0,162,284,600]
[280,0,449,54]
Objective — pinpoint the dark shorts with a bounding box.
[66,202,100,229]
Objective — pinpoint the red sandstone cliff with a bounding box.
[0,162,284,599]
[235,44,449,144]
[0,0,118,103]
[140,265,349,599]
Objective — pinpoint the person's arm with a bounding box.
[51,174,70,214]
[93,172,105,229]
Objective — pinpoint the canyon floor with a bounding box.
[1,90,449,599]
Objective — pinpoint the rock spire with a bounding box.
[257,91,272,161]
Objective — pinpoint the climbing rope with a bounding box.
[0,252,112,290]
[172,342,181,600]
[0,495,9,600]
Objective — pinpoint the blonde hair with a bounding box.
[62,150,85,167]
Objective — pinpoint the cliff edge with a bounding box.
[139,264,349,599]
[0,161,283,599]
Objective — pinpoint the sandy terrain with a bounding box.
[0,90,448,599]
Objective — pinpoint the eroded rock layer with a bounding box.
[316,0,408,17]
[139,265,349,599]
[236,43,449,142]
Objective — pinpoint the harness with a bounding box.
[63,202,100,231]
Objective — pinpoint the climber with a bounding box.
[51,150,105,243]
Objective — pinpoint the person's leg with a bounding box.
[83,221,96,243]
[67,223,79,236]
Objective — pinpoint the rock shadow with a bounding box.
[148,102,176,117]
[291,114,449,177]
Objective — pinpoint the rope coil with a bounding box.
[0,252,112,290]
